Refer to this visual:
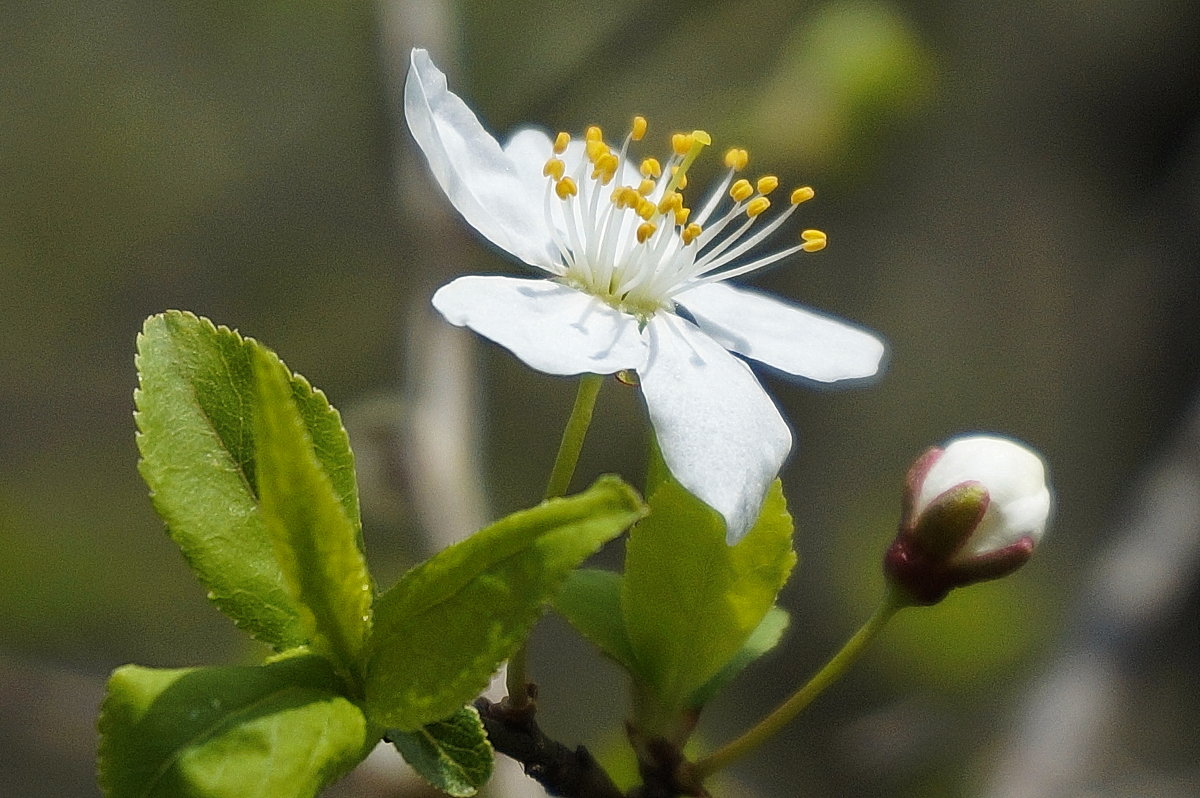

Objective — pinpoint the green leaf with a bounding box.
[365,476,644,730]
[688,606,790,708]
[553,568,640,674]
[622,470,796,710]
[134,310,360,649]
[389,706,493,797]
[98,653,375,798]
[252,347,371,677]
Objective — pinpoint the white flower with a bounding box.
[405,49,885,543]
[913,435,1052,556]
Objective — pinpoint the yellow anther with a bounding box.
[638,178,656,196]
[800,229,827,252]
[669,165,688,190]
[790,186,815,204]
[636,222,657,243]
[585,125,603,142]
[640,157,662,178]
[612,186,639,208]
[723,148,749,170]
[585,139,608,163]
[681,223,703,245]
[636,197,657,220]
[671,132,692,156]
[553,132,570,154]
[555,177,578,200]
[631,116,648,141]
[673,206,691,226]
[746,196,771,218]
[691,129,712,146]
[543,157,566,180]
[592,153,618,182]
[730,179,754,202]
[756,175,779,195]
[658,191,683,214]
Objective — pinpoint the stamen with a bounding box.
[555,177,578,200]
[612,186,638,207]
[671,133,692,157]
[746,197,771,218]
[790,186,815,204]
[691,169,737,227]
[585,139,608,163]
[756,176,779,195]
[657,191,683,214]
[800,229,827,252]
[592,153,618,183]
[693,200,748,251]
[689,242,809,288]
[545,116,818,313]
[543,175,574,273]
[597,187,634,282]
[639,219,685,297]
[694,196,803,275]
[549,175,589,285]
[729,179,754,202]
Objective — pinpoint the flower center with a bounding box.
[540,116,826,321]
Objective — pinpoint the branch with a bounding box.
[474,695,625,798]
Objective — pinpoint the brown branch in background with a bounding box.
[474,692,625,798]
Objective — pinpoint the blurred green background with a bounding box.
[3,0,1199,796]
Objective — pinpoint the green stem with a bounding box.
[692,588,909,779]
[506,373,606,706]
[543,373,605,500]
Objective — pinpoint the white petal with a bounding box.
[639,315,792,543]
[405,50,555,270]
[503,127,558,221]
[678,281,886,382]
[432,275,647,375]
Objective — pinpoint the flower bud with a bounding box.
[885,435,1052,605]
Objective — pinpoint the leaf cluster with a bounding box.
[99,312,645,797]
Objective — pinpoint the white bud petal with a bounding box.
[915,435,1052,556]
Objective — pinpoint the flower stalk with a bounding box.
[507,373,605,707]
[544,373,605,500]
[693,587,910,780]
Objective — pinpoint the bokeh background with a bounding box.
[3,1,1199,796]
